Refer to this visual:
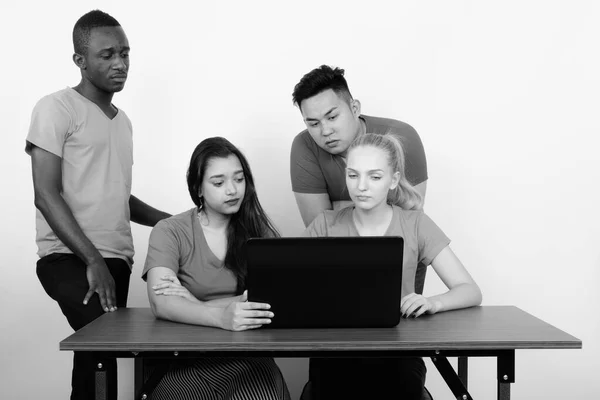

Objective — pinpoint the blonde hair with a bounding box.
[348,132,423,210]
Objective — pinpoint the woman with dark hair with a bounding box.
[142,137,290,400]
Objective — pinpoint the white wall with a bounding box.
[2,1,599,399]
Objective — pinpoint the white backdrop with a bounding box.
[1,1,599,399]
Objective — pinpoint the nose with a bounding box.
[321,120,334,136]
[225,180,237,196]
[112,55,127,71]
[357,175,368,192]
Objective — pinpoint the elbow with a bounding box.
[149,296,172,321]
[33,189,49,212]
[472,283,483,306]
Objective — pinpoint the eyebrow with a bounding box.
[304,106,338,122]
[346,167,384,173]
[98,46,130,53]
[209,169,244,179]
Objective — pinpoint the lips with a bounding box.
[225,198,240,206]
[325,140,339,147]
[356,195,370,201]
[111,74,127,82]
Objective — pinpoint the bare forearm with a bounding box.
[129,195,171,227]
[152,295,224,328]
[428,283,482,313]
[35,190,102,264]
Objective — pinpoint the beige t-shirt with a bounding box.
[142,208,237,301]
[26,88,134,265]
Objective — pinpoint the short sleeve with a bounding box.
[25,95,73,157]
[417,213,450,266]
[290,133,328,194]
[142,220,181,281]
[303,212,328,237]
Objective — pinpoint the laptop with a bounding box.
[244,236,404,328]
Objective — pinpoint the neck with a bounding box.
[73,79,114,109]
[202,207,231,231]
[341,118,366,158]
[353,202,393,231]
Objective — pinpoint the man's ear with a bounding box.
[72,53,86,70]
[351,99,362,117]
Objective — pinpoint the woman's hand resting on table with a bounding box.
[400,293,442,318]
[220,290,274,331]
[152,275,200,304]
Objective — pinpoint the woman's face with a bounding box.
[200,155,246,217]
[345,145,398,212]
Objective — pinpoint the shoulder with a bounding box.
[362,114,420,138]
[391,205,424,226]
[33,88,77,114]
[312,207,353,233]
[152,208,196,238]
[291,129,318,154]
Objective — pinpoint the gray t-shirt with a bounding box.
[26,88,134,265]
[304,206,450,298]
[142,208,237,301]
[290,114,428,202]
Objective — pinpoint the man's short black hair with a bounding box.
[73,10,121,55]
[292,65,354,109]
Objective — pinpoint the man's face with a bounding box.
[82,26,130,93]
[300,89,362,155]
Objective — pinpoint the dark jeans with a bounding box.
[308,357,427,400]
[36,253,131,400]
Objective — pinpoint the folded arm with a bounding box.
[147,267,273,331]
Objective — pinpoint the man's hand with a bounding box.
[83,260,117,312]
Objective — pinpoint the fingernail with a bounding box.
[104,307,108,312]
[269,313,274,317]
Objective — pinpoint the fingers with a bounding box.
[239,301,271,310]
[106,284,117,312]
[154,288,191,297]
[83,288,95,306]
[402,295,430,318]
[160,275,179,283]
[153,281,182,290]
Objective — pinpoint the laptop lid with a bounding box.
[245,236,404,328]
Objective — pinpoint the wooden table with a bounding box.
[60,306,581,400]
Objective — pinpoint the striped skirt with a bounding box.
[149,357,291,400]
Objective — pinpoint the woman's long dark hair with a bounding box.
[187,137,279,294]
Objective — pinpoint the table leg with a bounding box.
[497,350,515,400]
[95,360,107,400]
[431,356,472,400]
[458,356,468,389]
[134,357,144,398]
[498,382,511,400]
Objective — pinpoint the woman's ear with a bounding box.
[390,171,400,190]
